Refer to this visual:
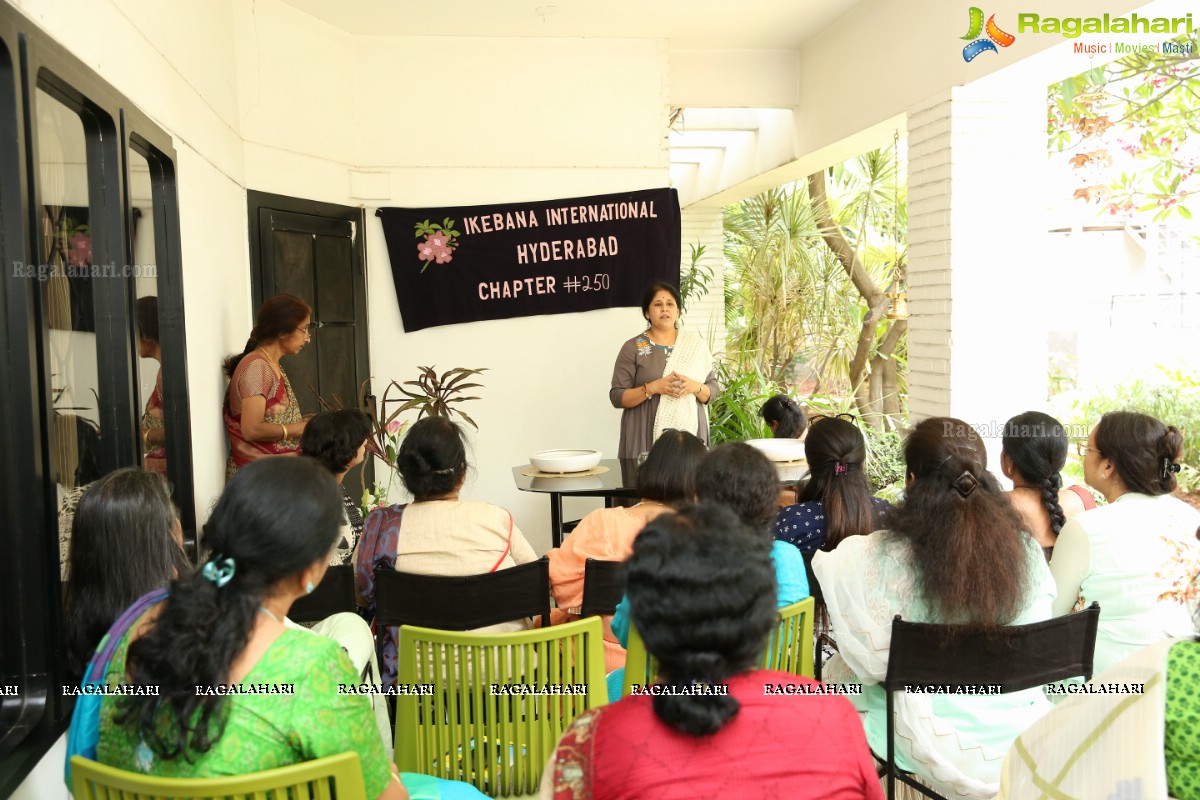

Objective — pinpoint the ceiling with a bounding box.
[276,0,866,49]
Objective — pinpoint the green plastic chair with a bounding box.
[760,595,816,677]
[621,596,816,697]
[70,751,367,799]
[395,616,608,797]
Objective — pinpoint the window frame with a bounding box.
[0,8,193,792]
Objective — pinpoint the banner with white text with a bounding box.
[376,188,680,331]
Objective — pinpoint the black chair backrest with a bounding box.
[884,602,1101,693]
[374,557,551,630]
[580,558,626,617]
[288,565,357,623]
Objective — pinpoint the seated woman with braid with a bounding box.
[1001,411,1095,559]
[815,417,1056,800]
[96,458,407,800]
[541,503,882,799]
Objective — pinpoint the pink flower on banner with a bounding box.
[417,232,453,265]
[385,419,404,435]
[67,231,92,267]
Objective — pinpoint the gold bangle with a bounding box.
[643,384,652,400]
[280,423,288,441]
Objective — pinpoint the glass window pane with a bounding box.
[37,86,103,581]
[128,147,167,479]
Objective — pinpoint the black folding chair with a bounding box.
[579,558,626,617]
[881,602,1101,800]
[373,557,551,630]
[288,565,357,623]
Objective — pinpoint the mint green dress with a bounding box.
[97,615,392,798]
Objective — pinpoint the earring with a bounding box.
[306,581,315,594]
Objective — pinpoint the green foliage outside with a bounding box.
[722,146,907,429]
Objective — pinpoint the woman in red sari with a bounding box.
[223,294,315,480]
[137,296,168,475]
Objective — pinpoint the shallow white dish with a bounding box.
[744,438,806,463]
[530,448,602,473]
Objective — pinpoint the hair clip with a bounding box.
[201,556,236,588]
[1162,458,1182,479]
[952,471,979,498]
[833,461,849,476]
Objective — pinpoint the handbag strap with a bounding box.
[488,511,514,573]
[83,588,169,685]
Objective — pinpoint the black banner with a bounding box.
[377,188,680,331]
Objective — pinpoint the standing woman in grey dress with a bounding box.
[609,281,719,458]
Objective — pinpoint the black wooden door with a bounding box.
[248,193,372,492]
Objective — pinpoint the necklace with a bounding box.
[1011,485,1043,492]
[258,606,282,623]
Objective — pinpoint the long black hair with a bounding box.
[627,503,777,736]
[796,417,878,550]
[889,417,1033,630]
[1002,411,1069,536]
[119,458,343,761]
[64,468,190,682]
[761,395,807,440]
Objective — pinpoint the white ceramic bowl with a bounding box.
[744,438,807,463]
[530,449,602,473]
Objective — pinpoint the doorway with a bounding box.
[246,191,372,492]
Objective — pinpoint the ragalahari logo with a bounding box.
[961,7,1016,62]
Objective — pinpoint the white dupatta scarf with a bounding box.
[652,329,711,444]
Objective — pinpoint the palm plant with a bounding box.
[722,144,908,431]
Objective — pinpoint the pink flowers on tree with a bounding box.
[413,217,461,270]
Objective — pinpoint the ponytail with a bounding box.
[628,504,776,737]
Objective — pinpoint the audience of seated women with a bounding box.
[1001,410,1095,559]
[301,408,373,566]
[546,429,706,671]
[64,467,189,684]
[356,415,537,686]
[540,503,883,800]
[1050,410,1200,673]
[96,458,407,799]
[773,415,891,554]
[815,416,1056,799]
